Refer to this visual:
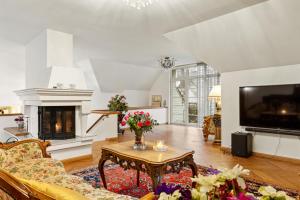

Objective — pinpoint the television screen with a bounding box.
[240,84,300,131]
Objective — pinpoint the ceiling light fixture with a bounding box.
[159,56,175,70]
[123,0,155,10]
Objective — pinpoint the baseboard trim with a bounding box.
[221,147,300,165]
[61,154,92,165]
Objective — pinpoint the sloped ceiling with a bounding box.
[165,0,300,72]
[0,0,264,68]
[0,0,267,92]
[90,59,161,92]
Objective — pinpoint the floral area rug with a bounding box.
[71,164,299,198]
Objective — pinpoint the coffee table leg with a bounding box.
[150,167,163,190]
[98,157,107,189]
[187,156,198,188]
[152,175,162,190]
[137,170,140,187]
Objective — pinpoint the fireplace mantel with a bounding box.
[15,88,94,139]
[15,88,93,106]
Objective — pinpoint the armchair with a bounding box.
[202,115,216,141]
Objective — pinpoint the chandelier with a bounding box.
[123,0,155,10]
[159,56,175,69]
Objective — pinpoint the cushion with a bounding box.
[42,174,135,200]
[5,142,43,163]
[3,158,66,181]
[19,178,88,200]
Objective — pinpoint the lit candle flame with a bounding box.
[157,141,164,148]
[153,140,168,151]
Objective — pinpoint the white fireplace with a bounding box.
[11,29,118,159]
[15,88,94,139]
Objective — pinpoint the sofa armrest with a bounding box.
[0,169,55,200]
[0,139,51,158]
[0,169,38,200]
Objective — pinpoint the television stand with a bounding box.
[245,127,300,136]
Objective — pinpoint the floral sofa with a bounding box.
[0,139,135,200]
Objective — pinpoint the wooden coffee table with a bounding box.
[98,141,197,190]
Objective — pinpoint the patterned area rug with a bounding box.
[71,164,299,198]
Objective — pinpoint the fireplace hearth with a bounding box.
[38,106,76,140]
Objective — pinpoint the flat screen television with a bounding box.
[240,84,300,131]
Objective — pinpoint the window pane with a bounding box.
[188,89,197,98]
[175,69,184,78]
[207,65,219,75]
[189,79,197,89]
[188,102,198,115]
[189,115,198,124]
[188,67,198,77]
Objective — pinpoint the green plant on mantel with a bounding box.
[107,95,128,113]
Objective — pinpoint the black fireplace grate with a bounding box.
[38,106,76,140]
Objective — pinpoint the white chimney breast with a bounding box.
[25,29,86,89]
[47,29,73,68]
[25,29,49,88]
[48,66,87,89]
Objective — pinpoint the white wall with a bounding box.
[149,70,170,107]
[127,108,168,124]
[99,90,150,109]
[77,59,103,109]
[222,64,300,159]
[87,113,118,140]
[0,37,25,106]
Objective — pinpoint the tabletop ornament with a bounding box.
[153,140,168,152]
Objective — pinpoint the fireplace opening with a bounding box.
[38,106,76,140]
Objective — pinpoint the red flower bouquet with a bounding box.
[121,111,158,150]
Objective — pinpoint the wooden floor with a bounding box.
[64,125,300,192]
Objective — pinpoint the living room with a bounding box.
[0,0,299,199]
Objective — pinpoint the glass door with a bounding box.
[171,63,220,127]
[187,78,198,125]
[171,78,186,124]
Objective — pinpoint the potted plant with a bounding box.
[107,95,128,134]
[121,111,158,150]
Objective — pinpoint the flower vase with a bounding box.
[133,130,146,150]
[117,114,125,134]
[17,122,24,130]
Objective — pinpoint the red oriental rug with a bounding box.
[71,164,299,198]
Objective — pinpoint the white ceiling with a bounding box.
[165,0,300,72]
[0,0,265,68]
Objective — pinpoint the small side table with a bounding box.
[98,141,198,190]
